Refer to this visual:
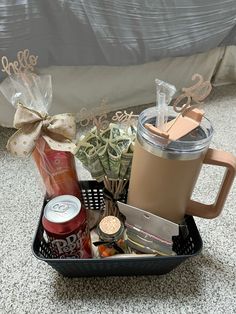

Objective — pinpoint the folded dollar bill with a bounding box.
[75,122,137,180]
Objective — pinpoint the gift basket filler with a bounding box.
[1,50,235,277]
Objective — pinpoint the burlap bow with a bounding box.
[7,103,77,157]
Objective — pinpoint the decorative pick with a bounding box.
[145,74,212,144]
[173,73,212,115]
[112,110,138,129]
[77,98,110,132]
[1,49,38,75]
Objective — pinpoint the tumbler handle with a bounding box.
[186,148,236,219]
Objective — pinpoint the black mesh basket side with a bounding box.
[43,255,187,278]
[32,180,203,278]
[80,180,105,210]
[173,216,202,256]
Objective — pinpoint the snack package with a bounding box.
[0,69,79,199]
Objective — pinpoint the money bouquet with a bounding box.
[75,109,138,217]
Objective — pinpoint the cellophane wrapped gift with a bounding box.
[0,71,81,199]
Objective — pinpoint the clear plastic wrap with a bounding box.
[0,72,52,112]
[0,71,80,199]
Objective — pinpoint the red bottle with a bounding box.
[32,137,82,199]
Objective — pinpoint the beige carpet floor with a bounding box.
[0,85,236,313]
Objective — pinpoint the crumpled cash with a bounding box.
[75,123,137,181]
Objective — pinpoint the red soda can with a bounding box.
[42,195,92,258]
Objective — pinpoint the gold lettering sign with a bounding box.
[173,73,212,114]
[1,49,38,75]
[112,110,138,127]
[77,98,110,131]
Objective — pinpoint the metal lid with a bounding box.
[44,195,81,223]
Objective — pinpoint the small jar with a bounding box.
[97,216,126,257]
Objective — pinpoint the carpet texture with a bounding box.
[0,85,236,314]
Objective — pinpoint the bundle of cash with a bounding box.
[75,123,137,181]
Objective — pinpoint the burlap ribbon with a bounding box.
[7,103,77,157]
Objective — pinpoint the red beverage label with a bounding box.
[43,151,72,179]
[43,195,91,259]
[47,219,91,259]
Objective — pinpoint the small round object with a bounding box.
[98,215,124,242]
[99,216,121,236]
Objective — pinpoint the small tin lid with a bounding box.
[44,195,81,223]
[98,216,124,241]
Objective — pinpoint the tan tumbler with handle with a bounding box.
[127,107,236,224]
[186,148,236,219]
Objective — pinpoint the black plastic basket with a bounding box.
[32,180,203,277]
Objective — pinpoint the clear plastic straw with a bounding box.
[156,91,167,130]
[155,79,176,130]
